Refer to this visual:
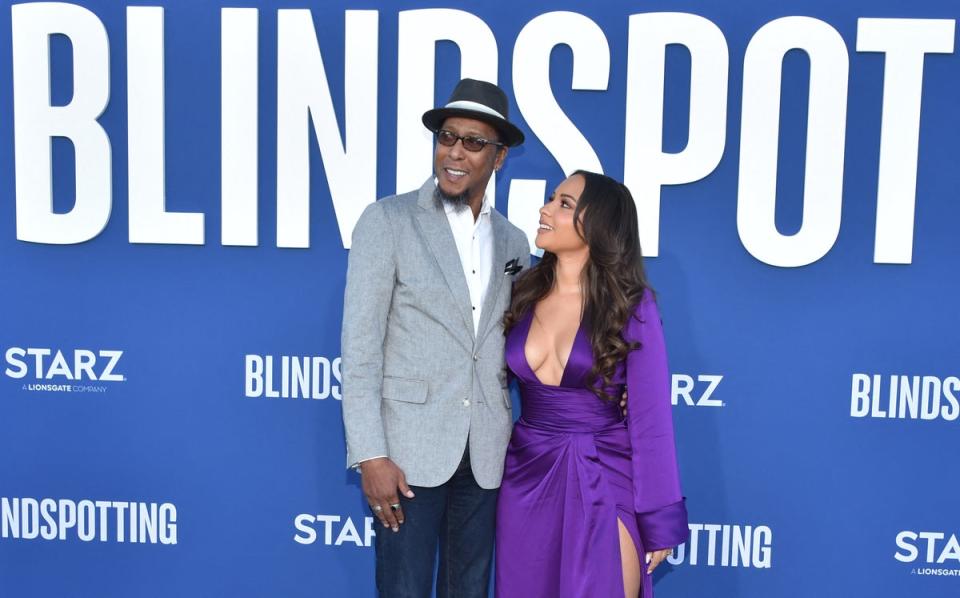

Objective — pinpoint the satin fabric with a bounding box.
[495,294,689,598]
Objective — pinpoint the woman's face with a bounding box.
[536,174,587,254]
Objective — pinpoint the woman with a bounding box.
[495,171,688,598]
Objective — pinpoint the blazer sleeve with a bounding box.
[340,201,396,468]
[624,293,689,550]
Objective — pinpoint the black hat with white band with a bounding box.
[422,78,525,147]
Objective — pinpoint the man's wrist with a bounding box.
[352,455,388,473]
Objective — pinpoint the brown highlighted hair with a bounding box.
[503,170,651,400]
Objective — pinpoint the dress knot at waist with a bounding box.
[518,382,624,433]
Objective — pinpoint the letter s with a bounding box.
[293,514,317,545]
[5,348,28,378]
[895,530,919,563]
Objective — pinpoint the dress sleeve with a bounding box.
[624,293,689,551]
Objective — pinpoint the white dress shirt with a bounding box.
[443,193,493,333]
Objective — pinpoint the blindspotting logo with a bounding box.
[293,513,375,547]
[895,530,960,577]
[851,374,960,421]
[666,523,773,568]
[672,374,724,407]
[4,347,124,393]
[9,5,952,270]
[1,497,176,545]
[245,354,341,400]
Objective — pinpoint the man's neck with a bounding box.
[467,190,486,221]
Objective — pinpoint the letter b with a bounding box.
[12,3,112,244]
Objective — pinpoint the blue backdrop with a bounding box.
[1,1,958,597]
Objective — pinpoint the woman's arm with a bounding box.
[625,293,689,551]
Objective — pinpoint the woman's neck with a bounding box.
[553,250,588,296]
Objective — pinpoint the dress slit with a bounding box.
[617,514,643,598]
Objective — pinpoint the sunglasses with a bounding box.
[434,129,504,152]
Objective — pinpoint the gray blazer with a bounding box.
[341,178,531,489]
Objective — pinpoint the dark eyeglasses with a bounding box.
[434,129,504,152]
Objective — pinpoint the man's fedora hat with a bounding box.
[422,78,525,147]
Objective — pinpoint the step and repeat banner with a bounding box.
[1,0,958,596]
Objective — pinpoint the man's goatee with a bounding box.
[434,186,470,212]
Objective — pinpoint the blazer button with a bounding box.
[473,354,479,361]
[463,399,471,407]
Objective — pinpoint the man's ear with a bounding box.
[495,147,508,171]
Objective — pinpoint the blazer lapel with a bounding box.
[476,210,510,343]
[413,179,476,341]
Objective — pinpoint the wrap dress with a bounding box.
[495,294,688,598]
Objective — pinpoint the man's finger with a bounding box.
[368,500,389,528]
[382,497,400,531]
[397,474,415,499]
[391,502,405,525]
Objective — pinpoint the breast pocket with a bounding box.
[382,376,428,404]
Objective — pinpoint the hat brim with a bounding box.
[422,108,524,147]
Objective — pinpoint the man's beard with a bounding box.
[434,185,470,212]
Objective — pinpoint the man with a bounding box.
[341,79,530,597]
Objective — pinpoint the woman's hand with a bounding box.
[645,548,672,574]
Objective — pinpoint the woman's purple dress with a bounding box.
[495,294,688,598]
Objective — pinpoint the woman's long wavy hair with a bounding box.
[503,170,650,401]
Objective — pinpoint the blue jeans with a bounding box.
[374,446,497,598]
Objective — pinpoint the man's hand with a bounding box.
[360,457,415,532]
